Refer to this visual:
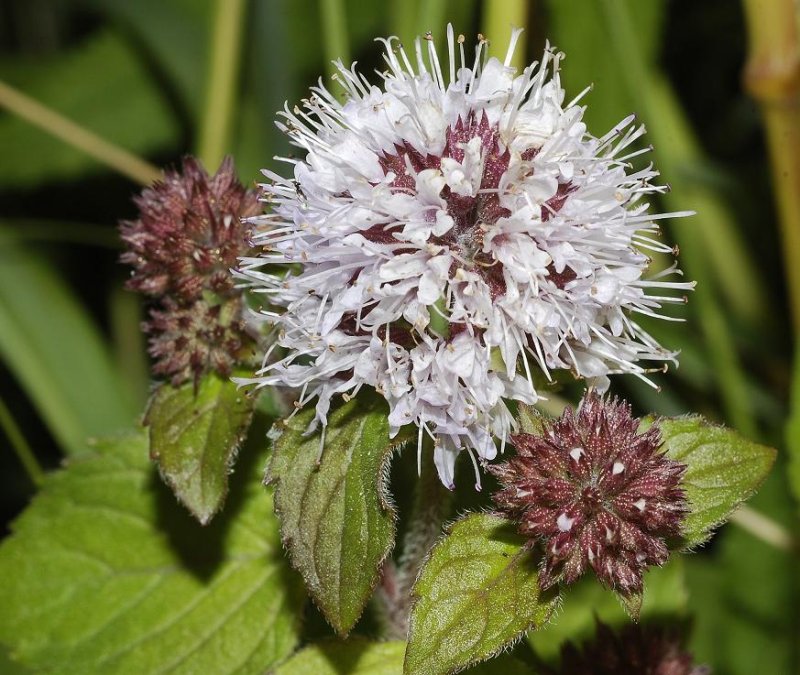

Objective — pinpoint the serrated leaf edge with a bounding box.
[644,414,777,551]
[144,378,256,525]
[266,410,404,636]
[404,513,559,675]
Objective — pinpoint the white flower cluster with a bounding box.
[240,27,693,488]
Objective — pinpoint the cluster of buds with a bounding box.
[491,392,688,596]
[556,621,710,675]
[121,156,260,384]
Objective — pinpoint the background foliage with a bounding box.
[0,0,798,673]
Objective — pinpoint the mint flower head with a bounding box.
[491,392,688,595]
[121,157,260,384]
[240,27,694,488]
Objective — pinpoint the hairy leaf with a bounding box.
[405,513,558,675]
[0,243,134,454]
[652,416,776,547]
[0,430,304,674]
[145,373,255,524]
[268,399,403,636]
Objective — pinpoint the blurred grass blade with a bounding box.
[320,0,350,81]
[0,30,174,187]
[0,243,136,455]
[84,0,208,115]
[0,80,159,186]
[198,0,247,170]
[742,0,800,335]
[0,396,44,487]
[418,0,446,36]
[482,0,529,70]
[786,347,800,507]
[391,0,418,46]
[593,0,758,436]
[108,285,149,410]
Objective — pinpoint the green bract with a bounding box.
[405,513,559,675]
[651,416,776,548]
[145,372,255,525]
[268,399,405,636]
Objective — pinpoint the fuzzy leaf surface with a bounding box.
[0,430,303,674]
[652,416,776,547]
[268,399,401,636]
[405,513,558,675]
[145,373,254,524]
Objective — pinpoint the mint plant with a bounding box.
[0,6,791,675]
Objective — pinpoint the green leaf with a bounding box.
[528,559,687,662]
[0,243,135,454]
[145,373,255,525]
[274,639,406,675]
[405,513,559,675]
[0,30,177,186]
[268,398,403,636]
[0,429,304,674]
[652,416,776,548]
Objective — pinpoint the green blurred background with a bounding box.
[0,0,798,672]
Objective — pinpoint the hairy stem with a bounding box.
[0,396,44,488]
[197,0,247,171]
[0,80,160,186]
[742,0,800,336]
[377,454,452,639]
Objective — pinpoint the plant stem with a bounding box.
[377,452,452,638]
[730,505,795,552]
[0,396,44,488]
[198,0,247,171]
[742,0,800,337]
[320,0,350,82]
[482,0,529,70]
[0,80,160,186]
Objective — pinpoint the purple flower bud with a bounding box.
[121,156,259,302]
[120,157,260,384]
[491,392,688,595]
